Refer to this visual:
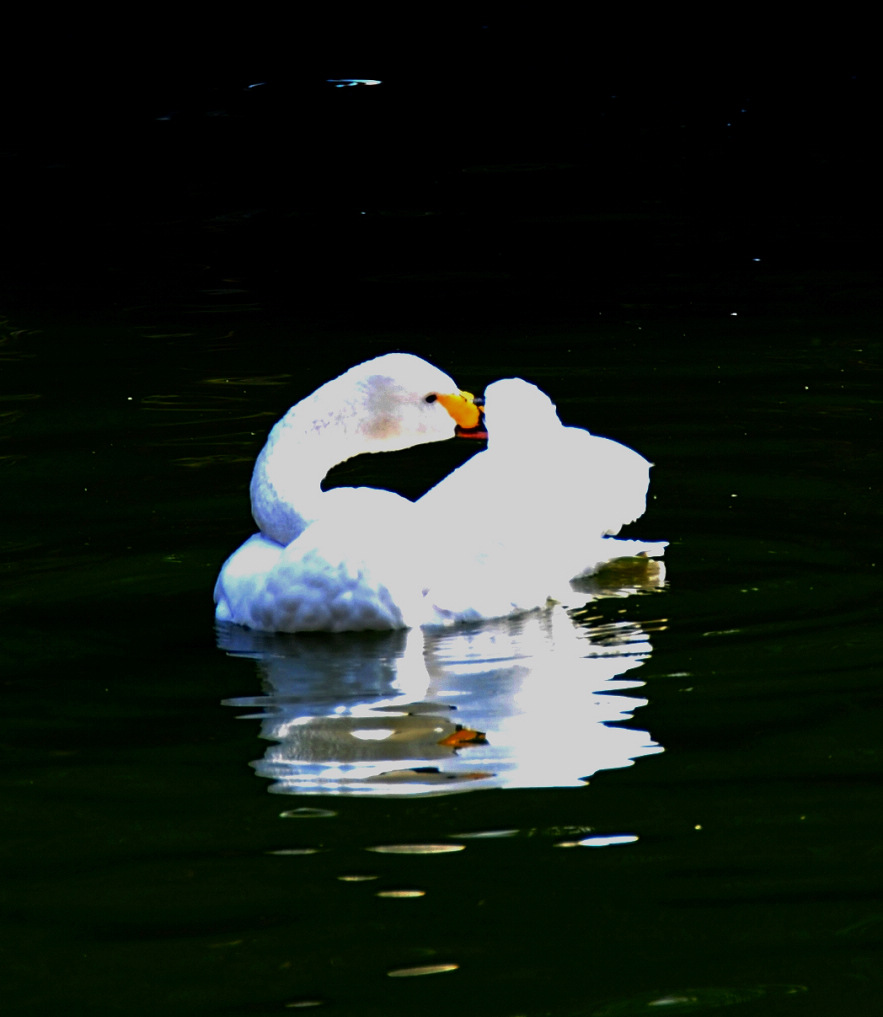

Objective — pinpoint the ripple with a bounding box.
[387,963,458,978]
[279,807,337,819]
[450,828,521,839]
[578,834,640,848]
[376,890,426,898]
[592,984,807,1014]
[367,843,465,855]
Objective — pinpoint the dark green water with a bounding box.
[2,287,880,1016]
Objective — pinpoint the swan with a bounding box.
[214,353,483,633]
[215,361,664,635]
[414,377,666,623]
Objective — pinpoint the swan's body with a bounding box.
[215,361,664,634]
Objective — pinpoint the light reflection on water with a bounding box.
[219,581,666,797]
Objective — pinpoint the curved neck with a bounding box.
[249,401,356,546]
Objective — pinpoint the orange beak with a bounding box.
[436,391,487,439]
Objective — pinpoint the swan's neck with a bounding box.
[250,402,359,546]
[247,358,459,546]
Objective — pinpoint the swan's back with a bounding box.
[415,377,655,614]
[420,377,651,535]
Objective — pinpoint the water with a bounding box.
[3,285,880,1016]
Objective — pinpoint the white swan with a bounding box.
[414,377,666,623]
[214,354,483,633]
[215,362,665,635]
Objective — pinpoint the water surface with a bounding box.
[2,288,880,1017]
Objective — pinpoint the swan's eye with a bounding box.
[424,393,438,404]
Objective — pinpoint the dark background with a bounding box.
[2,16,877,327]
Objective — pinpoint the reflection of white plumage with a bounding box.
[220,611,662,797]
[214,354,480,633]
[215,363,665,634]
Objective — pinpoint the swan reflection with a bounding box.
[220,579,664,797]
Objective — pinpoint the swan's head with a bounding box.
[482,378,562,446]
[345,353,482,451]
